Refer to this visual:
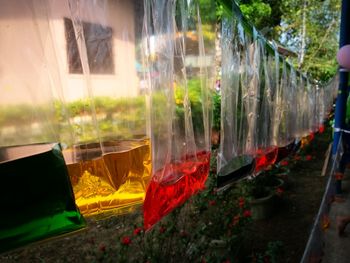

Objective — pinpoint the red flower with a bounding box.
[223,259,231,263]
[209,200,216,206]
[276,187,284,196]
[305,155,312,161]
[319,125,325,133]
[87,237,95,245]
[238,197,245,208]
[121,236,131,246]
[99,243,106,252]
[280,160,289,166]
[232,215,240,226]
[133,227,142,236]
[264,255,270,263]
[309,132,315,141]
[294,155,301,161]
[335,172,344,180]
[243,210,252,218]
[180,229,188,238]
[159,226,166,233]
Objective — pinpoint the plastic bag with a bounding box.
[218,7,277,184]
[0,0,85,252]
[51,0,151,217]
[143,0,215,229]
[0,143,85,253]
[254,40,279,172]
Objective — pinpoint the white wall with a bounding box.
[0,0,140,105]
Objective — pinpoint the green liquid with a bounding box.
[0,143,86,254]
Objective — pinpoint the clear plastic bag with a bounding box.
[52,0,151,217]
[218,16,253,184]
[0,0,85,252]
[218,10,278,183]
[142,0,215,229]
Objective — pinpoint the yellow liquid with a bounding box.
[63,139,151,217]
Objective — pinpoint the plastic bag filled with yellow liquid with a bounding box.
[45,0,152,217]
[0,0,85,252]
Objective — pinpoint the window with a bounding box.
[64,18,114,74]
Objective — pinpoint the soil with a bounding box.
[243,128,331,262]
[0,128,332,263]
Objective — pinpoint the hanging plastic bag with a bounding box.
[143,0,215,229]
[275,65,298,162]
[0,144,85,253]
[218,15,255,186]
[47,0,151,217]
[0,0,85,252]
[218,4,278,185]
[254,40,279,172]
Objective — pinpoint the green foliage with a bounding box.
[280,0,340,82]
[237,0,284,39]
[212,91,221,131]
[0,96,148,146]
[240,176,272,199]
[174,78,208,136]
[240,0,272,29]
[251,240,284,263]
[112,161,253,262]
[240,170,284,199]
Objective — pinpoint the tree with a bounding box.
[238,0,284,39]
[280,0,341,82]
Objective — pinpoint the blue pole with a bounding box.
[333,0,350,196]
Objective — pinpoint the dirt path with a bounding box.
[243,129,331,262]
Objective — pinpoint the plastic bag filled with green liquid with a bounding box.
[0,143,86,254]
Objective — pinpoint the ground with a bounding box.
[0,128,331,263]
[244,129,330,262]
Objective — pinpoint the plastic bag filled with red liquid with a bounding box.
[254,147,278,173]
[144,151,210,229]
[142,0,215,229]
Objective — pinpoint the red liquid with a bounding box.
[254,146,278,172]
[143,151,210,230]
[319,124,325,134]
[309,132,315,141]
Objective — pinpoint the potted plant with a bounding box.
[240,174,277,220]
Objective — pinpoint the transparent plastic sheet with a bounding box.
[276,60,293,147]
[309,81,318,132]
[320,75,338,124]
[143,0,215,230]
[306,79,316,133]
[254,44,279,172]
[315,85,324,131]
[0,0,85,252]
[46,0,151,218]
[217,0,339,186]
[288,66,298,137]
[217,16,254,185]
[218,7,279,185]
[301,77,312,137]
[295,74,306,138]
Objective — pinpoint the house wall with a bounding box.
[0,0,140,105]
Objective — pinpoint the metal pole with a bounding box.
[333,0,350,195]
